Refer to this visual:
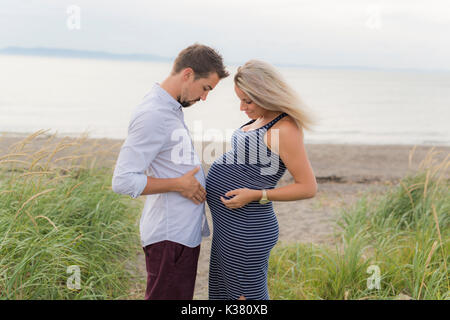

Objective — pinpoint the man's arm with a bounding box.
[141,167,206,205]
[112,109,206,203]
[112,110,167,199]
[141,176,181,195]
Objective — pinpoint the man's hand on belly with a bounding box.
[175,166,207,205]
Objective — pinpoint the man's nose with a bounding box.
[201,91,208,101]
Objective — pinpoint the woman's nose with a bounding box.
[240,102,247,111]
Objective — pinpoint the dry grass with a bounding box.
[0,130,142,299]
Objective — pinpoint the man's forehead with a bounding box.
[203,73,220,88]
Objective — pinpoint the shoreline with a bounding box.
[1,130,448,148]
[1,131,449,184]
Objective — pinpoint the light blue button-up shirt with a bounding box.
[112,83,210,248]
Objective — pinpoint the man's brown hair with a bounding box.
[172,43,229,80]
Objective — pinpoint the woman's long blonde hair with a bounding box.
[234,60,317,132]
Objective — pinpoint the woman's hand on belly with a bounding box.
[220,188,262,209]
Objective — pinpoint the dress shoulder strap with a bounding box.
[264,112,289,130]
[239,119,256,129]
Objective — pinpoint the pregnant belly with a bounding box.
[205,161,245,201]
[206,158,279,243]
[206,163,272,217]
[206,154,268,191]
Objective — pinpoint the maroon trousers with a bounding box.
[142,240,200,300]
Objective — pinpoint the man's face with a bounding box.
[178,70,220,108]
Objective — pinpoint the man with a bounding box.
[112,43,229,299]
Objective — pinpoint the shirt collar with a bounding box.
[153,83,182,111]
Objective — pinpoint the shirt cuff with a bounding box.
[131,174,148,199]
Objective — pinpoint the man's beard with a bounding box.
[177,96,200,108]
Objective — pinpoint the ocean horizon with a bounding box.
[1,53,449,146]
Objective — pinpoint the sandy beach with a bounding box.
[1,132,449,299]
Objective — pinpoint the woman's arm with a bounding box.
[263,118,317,201]
[220,118,317,209]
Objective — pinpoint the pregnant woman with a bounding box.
[205,60,318,300]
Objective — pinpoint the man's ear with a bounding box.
[182,67,194,81]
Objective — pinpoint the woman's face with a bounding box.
[234,84,266,119]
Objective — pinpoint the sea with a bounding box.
[1,54,449,146]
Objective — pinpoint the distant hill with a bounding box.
[0,46,173,62]
[1,46,447,73]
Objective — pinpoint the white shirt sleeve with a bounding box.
[112,110,168,198]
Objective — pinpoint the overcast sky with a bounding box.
[1,0,449,70]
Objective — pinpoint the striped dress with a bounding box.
[206,112,288,300]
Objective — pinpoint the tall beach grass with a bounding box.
[1,130,448,300]
[0,130,143,299]
[268,147,449,300]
